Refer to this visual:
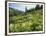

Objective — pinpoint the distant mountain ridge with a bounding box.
[9,7,25,15]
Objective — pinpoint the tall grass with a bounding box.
[9,10,43,32]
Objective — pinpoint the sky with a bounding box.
[9,3,36,12]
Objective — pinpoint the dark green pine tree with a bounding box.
[25,6,27,12]
[24,6,28,15]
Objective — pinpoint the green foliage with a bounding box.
[9,7,17,17]
[9,9,43,32]
[35,5,43,10]
[26,8,35,12]
[40,5,43,9]
[35,5,40,10]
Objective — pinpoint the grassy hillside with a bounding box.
[9,9,43,32]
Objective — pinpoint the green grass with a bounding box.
[9,10,43,32]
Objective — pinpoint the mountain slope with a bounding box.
[9,7,25,16]
[9,9,43,32]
